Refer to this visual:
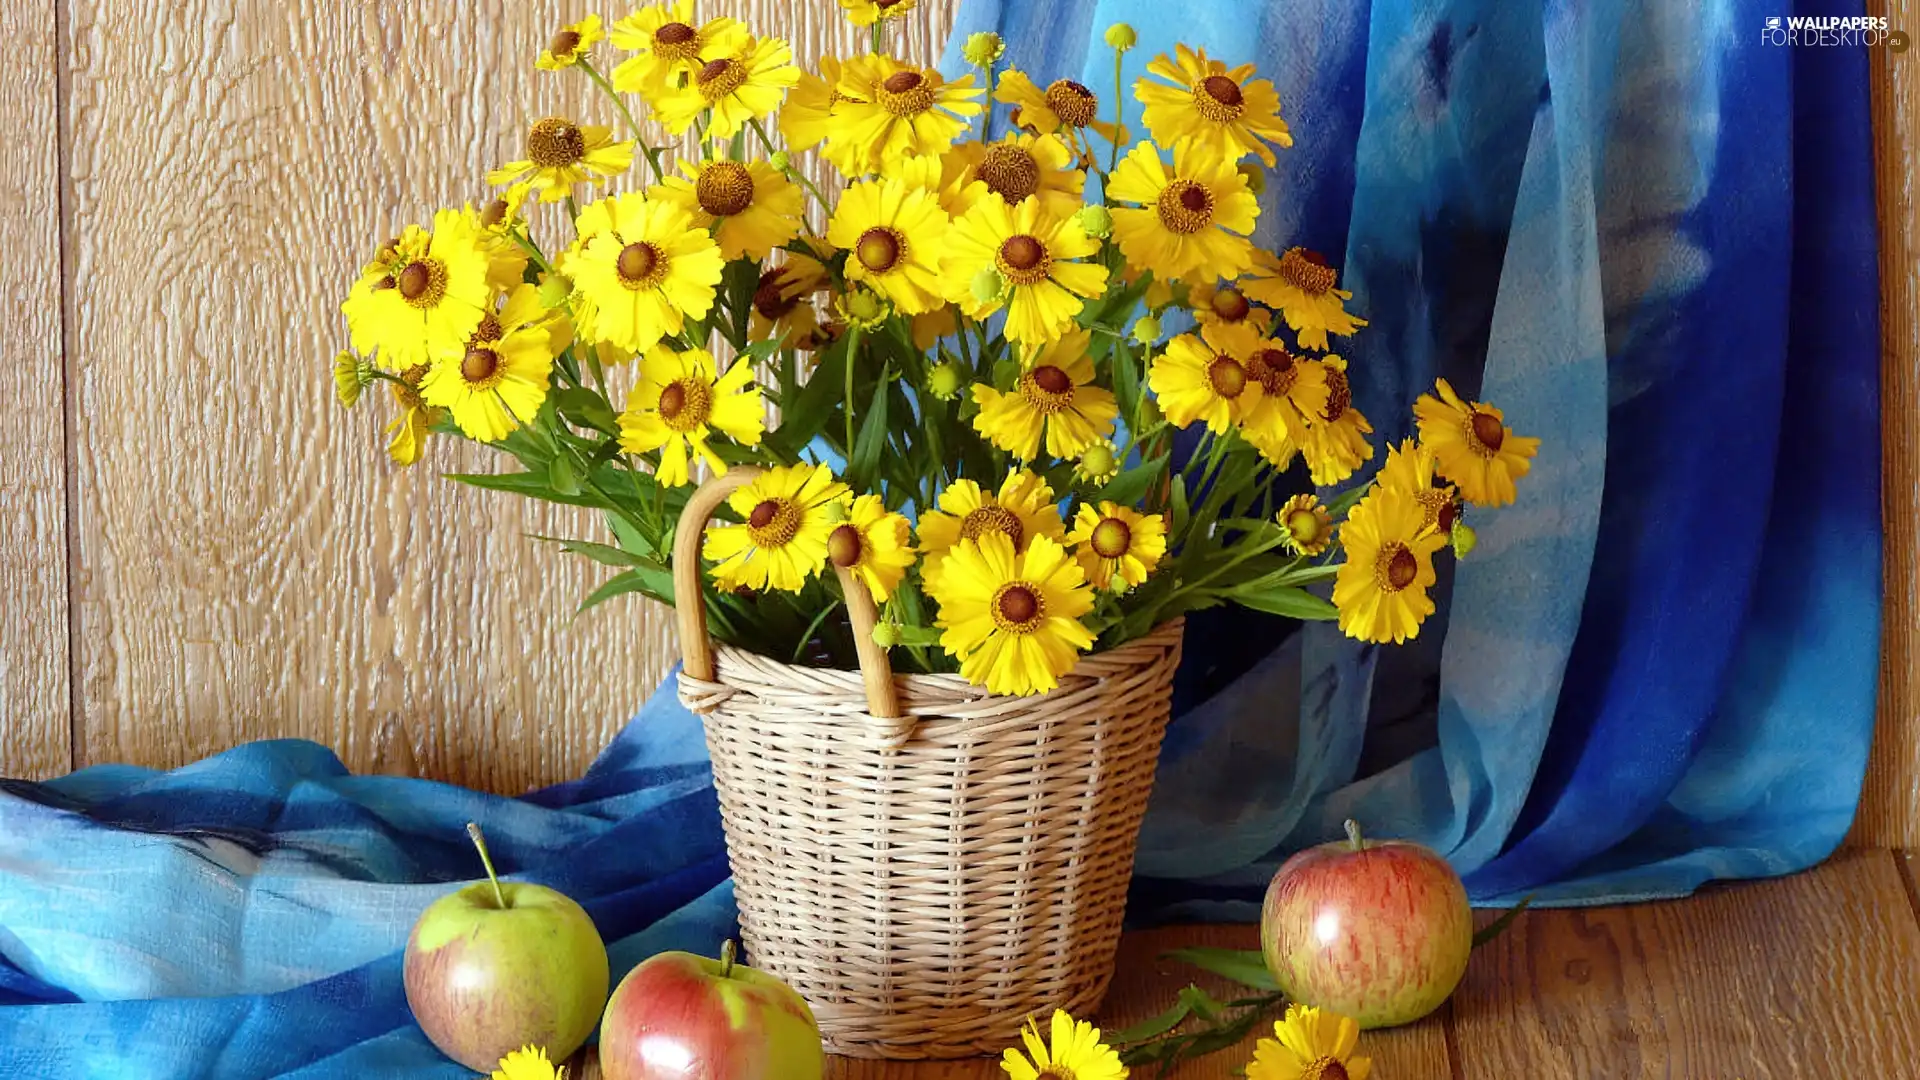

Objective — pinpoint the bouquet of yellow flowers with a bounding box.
[330,3,1541,697]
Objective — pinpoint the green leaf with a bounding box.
[542,538,644,569]
[444,470,599,509]
[605,511,655,558]
[772,332,849,455]
[1107,998,1193,1044]
[1161,947,1279,991]
[1176,984,1226,1022]
[1226,581,1339,621]
[1473,895,1534,949]
[1097,454,1168,507]
[848,369,891,489]
[578,570,649,614]
[549,453,582,496]
[893,624,943,647]
[1170,474,1190,535]
[554,387,619,435]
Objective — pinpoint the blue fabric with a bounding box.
[1,0,1882,1073]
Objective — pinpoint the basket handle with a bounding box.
[672,467,902,721]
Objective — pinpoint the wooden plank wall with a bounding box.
[2,0,1918,852]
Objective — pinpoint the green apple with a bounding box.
[403,823,610,1070]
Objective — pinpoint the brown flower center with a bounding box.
[1419,488,1459,533]
[1468,410,1506,455]
[1194,73,1245,123]
[698,57,748,100]
[653,21,700,61]
[548,29,582,57]
[1246,347,1297,397]
[393,363,430,409]
[856,227,903,273]
[827,523,864,568]
[617,241,664,288]
[1156,180,1215,235]
[1208,286,1252,323]
[527,117,586,167]
[1034,1067,1076,1080]
[1301,1057,1350,1080]
[977,144,1041,204]
[1277,247,1338,295]
[656,378,713,433]
[1043,80,1099,127]
[396,259,448,309]
[1375,542,1418,592]
[996,234,1050,285]
[990,582,1045,632]
[747,498,802,548]
[469,314,504,346]
[460,347,501,383]
[695,160,755,216]
[1207,355,1248,399]
[753,267,801,319]
[1090,517,1133,560]
[960,505,1024,548]
[1202,74,1244,107]
[1323,369,1352,421]
[1018,365,1075,414]
[480,198,511,228]
[878,69,935,116]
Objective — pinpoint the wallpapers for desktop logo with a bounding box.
[1761,14,1910,52]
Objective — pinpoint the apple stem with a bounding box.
[720,938,737,980]
[466,822,508,910]
[1345,818,1366,853]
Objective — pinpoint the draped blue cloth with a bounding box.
[0,0,1881,1073]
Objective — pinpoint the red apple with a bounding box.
[599,942,824,1080]
[1260,820,1472,1028]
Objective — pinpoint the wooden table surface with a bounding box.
[573,849,1920,1078]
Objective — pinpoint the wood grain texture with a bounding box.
[52,0,950,788]
[0,0,71,781]
[1858,1,1920,848]
[1455,850,1920,1079]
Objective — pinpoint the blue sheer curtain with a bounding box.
[943,0,1880,915]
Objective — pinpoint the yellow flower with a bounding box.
[1412,377,1540,507]
[1379,437,1463,534]
[1276,493,1334,557]
[702,464,851,593]
[1108,140,1259,284]
[828,494,916,601]
[610,1,748,99]
[536,15,603,71]
[491,1044,566,1080]
[911,304,962,350]
[833,56,983,175]
[565,192,727,352]
[618,346,765,488]
[333,350,372,407]
[1246,1004,1372,1080]
[487,117,635,205]
[1189,281,1272,335]
[655,36,800,142]
[917,470,1068,588]
[342,210,499,371]
[826,177,951,315]
[932,534,1095,696]
[420,284,566,442]
[1242,248,1369,352]
[1068,501,1167,592]
[651,158,804,261]
[384,364,442,466]
[1134,43,1293,167]
[945,195,1108,345]
[841,0,919,25]
[1333,484,1446,645]
[1299,358,1374,485]
[779,56,861,173]
[1239,341,1330,470]
[970,329,1118,460]
[962,31,1006,67]
[1147,321,1264,434]
[998,1009,1128,1080]
[995,69,1128,148]
[478,181,536,235]
[748,255,829,349]
[941,132,1086,220]
[1075,441,1121,485]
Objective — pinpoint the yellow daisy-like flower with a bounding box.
[384,364,442,466]
[828,494,917,602]
[1134,43,1294,167]
[970,328,1118,460]
[343,210,499,371]
[487,117,635,205]
[998,1009,1128,1080]
[491,1044,566,1080]
[1300,358,1375,486]
[1108,140,1260,285]
[1242,248,1370,352]
[1147,321,1264,434]
[917,470,1068,588]
[748,255,830,349]
[652,158,804,262]
[618,346,765,488]
[834,55,983,175]
[1068,501,1168,592]
[1276,493,1334,557]
[655,36,800,142]
[1189,280,1273,335]
[536,15,602,71]
[477,181,535,235]
[609,1,747,99]
[780,56,865,175]
[702,464,851,593]
[1247,1005,1372,1080]
[420,283,566,442]
[826,177,951,315]
[1412,378,1541,508]
[941,132,1086,220]
[840,0,918,26]
[1333,484,1447,645]
[1239,341,1330,470]
[995,69,1128,149]
[566,192,727,352]
[1379,437,1463,534]
[945,195,1108,344]
[932,533,1096,697]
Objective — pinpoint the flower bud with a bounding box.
[871,622,902,648]
[537,271,574,308]
[970,266,1009,307]
[1137,396,1162,427]
[840,289,889,329]
[1076,204,1113,239]
[1131,315,1162,344]
[767,150,792,172]
[332,350,373,408]
[927,361,966,401]
[962,31,1006,67]
[1104,22,1137,51]
[1237,162,1267,196]
[1078,442,1117,480]
[1451,523,1479,559]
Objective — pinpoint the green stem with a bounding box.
[1110,49,1125,173]
[1346,818,1367,852]
[580,60,666,183]
[719,939,738,979]
[465,822,508,909]
[508,229,554,274]
[843,326,864,453]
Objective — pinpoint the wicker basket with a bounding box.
[670,468,1185,1059]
